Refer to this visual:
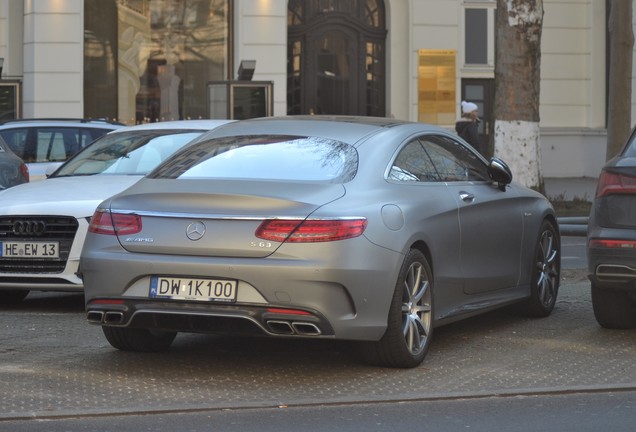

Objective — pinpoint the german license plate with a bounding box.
[0,241,59,258]
[149,276,237,302]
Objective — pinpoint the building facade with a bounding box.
[0,0,625,183]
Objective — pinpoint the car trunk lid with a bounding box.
[108,179,346,258]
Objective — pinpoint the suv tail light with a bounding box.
[88,210,142,235]
[595,170,636,198]
[255,218,367,243]
[589,239,636,249]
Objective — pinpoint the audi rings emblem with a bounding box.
[12,220,47,236]
[186,221,206,241]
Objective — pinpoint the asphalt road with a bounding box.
[2,390,636,432]
[1,237,635,431]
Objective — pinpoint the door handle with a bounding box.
[459,192,475,202]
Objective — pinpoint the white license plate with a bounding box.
[150,276,237,302]
[0,241,59,258]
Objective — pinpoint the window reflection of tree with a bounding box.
[154,135,358,183]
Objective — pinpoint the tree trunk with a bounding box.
[606,0,634,160]
[494,0,544,191]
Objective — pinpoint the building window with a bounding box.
[84,0,231,124]
[465,9,487,64]
[463,5,495,67]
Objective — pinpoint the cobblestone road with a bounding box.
[1,269,635,420]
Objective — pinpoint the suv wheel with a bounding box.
[591,283,636,329]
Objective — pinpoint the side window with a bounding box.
[425,135,490,182]
[36,128,82,162]
[79,130,97,148]
[388,139,441,182]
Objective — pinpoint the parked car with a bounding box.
[0,120,234,304]
[0,136,29,190]
[588,127,636,329]
[81,116,561,368]
[0,118,124,181]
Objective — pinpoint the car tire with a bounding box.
[591,283,636,329]
[359,249,433,368]
[0,289,29,304]
[102,326,177,352]
[523,220,560,318]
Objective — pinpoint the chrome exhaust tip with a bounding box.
[86,310,104,323]
[103,311,125,325]
[292,322,322,336]
[266,320,295,335]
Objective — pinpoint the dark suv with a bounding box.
[588,127,636,328]
[0,119,123,181]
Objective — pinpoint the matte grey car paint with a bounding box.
[81,116,558,345]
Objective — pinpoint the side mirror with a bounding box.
[488,158,512,191]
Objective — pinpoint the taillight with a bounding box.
[88,210,142,235]
[595,171,636,198]
[19,163,29,182]
[589,239,636,249]
[255,218,367,243]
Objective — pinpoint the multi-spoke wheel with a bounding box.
[359,249,433,368]
[523,220,560,317]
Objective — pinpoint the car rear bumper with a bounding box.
[81,239,404,341]
[86,298,336,338]
[588,246,636,291]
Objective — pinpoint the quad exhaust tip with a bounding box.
[266,320,321,336]
[86,310,125,325]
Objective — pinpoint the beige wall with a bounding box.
[21,0,83,117]
[1,0,632,178]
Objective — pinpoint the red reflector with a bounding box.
[90,299,125,305]
[19,163,29,182]
[267,308,312,316]
[88,210,142,236]
[596,171,636,197]
[589,239,636,249]
[256,218,367,243]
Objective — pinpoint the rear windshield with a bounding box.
[150,135,358,183]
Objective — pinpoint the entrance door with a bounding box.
[287,1,386,116]
[307,29,358,115]
[461,79,494,157]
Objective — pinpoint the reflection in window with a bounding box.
[389,139,440,182]
[56,131,201,176]
[84,0,231,125]
[153,135,359,183]
[389,135,489,183]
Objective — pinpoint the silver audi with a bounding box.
[81,116,561,368]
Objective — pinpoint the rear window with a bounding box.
[150,135,358,183]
